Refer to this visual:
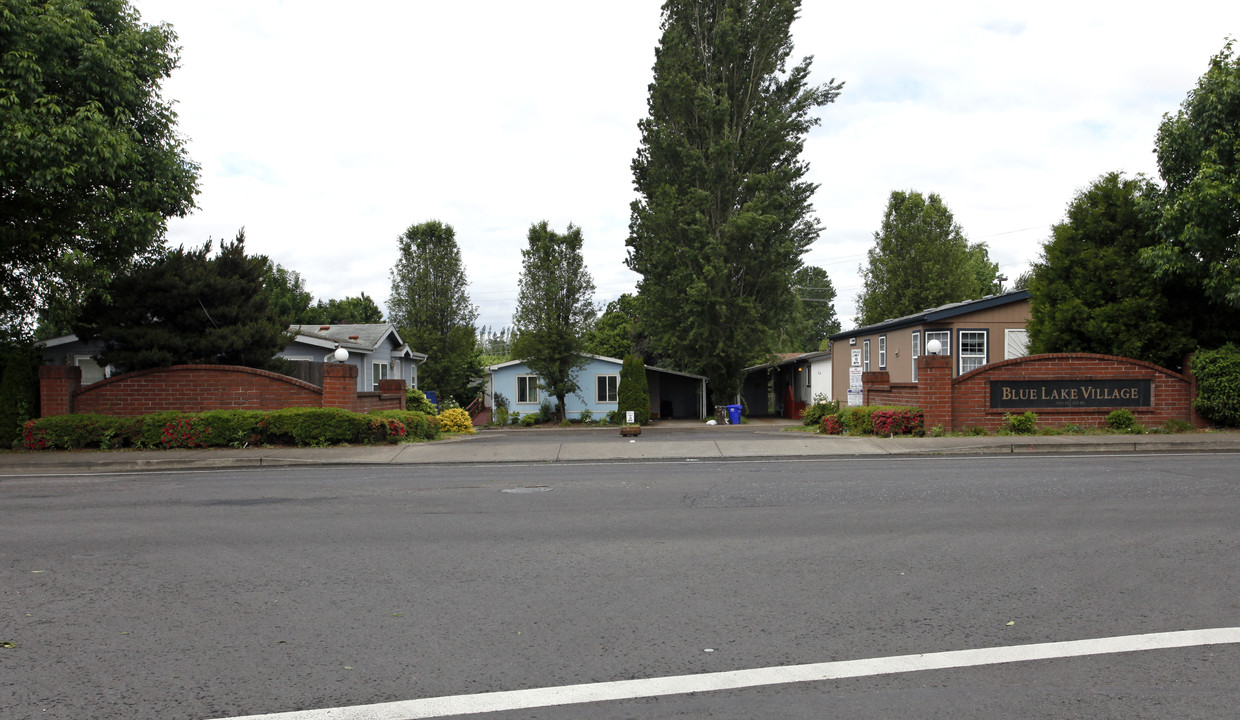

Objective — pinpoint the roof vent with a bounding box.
[319,325,330,331]
[348,335,359,341]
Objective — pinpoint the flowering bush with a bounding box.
[160,416,208,448]
[819,415,844,435]
[438,407,475,434]
[369,417,408,444]
[22,420,48,450]
[800,394,840,426]
[871,409,924,436]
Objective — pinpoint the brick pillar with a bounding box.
[861,370,890,405]
[39,365,81,417]
[917,355,953,431]
[321,363,359,411]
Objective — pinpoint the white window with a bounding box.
[878,336,887,369]
[372,361,389,391]
[1005,329,1029,359]
[391,359,401,381]
[911,331,921,382]
[516,375,539,404]
[596,374,618,403]
[925,330,950,356]
[863,339,871,371]
[959,330,988,374]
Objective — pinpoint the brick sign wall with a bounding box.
[863,353,1198,432]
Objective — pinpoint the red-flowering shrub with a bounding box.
[819,415,844,435]
[871,409,924,436]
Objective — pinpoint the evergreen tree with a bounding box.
[583,294,647,361]
[1,0,199,341]
[511,221,596,422]
[75,230,288,372]
[617,354,651,425]
[626,0,842,403]
[855,190,1000,326]
[1028,173,1197,369]
[387,221,481,403]
[1145,40,1240,309]
[791,266,840,352]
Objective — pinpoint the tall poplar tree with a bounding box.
[387,220,481,403]
[626,0,841,403]
[511,221,596,422]
[855,190,1000,326]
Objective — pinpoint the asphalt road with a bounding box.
[2,454,1238,719]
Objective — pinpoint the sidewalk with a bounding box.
[2,423,1237,476]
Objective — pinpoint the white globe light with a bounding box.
[333,347,349,363]
[926,339,942,355]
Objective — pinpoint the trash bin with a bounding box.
[424,391,439,410]
[726,404,742,425]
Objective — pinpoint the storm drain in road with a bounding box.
[501,486,552,494]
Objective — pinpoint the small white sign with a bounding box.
[851,349,862,367]
[626,411,635,424]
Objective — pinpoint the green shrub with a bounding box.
[406,388,437,415]
[197,410,265,447]
[579,408,593,424]
[1003,411,1039,435]
[835,405,918,435]
[801,394,840,426]
[618,354,650,425]
[21,414,125,450]
[438,407,475,434]
[537,400,554,424]
[494,405,509,426]
[262,407,370,446]
[1193,345,1240,427]
[0,347,39,447]
[1106,408,1137,432]
[521,412,539,427]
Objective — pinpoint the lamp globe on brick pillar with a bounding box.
[332,346,349,363]
[926,339,942,355]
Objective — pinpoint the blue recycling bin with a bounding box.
[726,404,742,425]
[424,390,439,409]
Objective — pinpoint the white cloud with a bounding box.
[135,0,1234,330]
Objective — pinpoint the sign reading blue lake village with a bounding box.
[990,379,1152,409]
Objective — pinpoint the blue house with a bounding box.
[485,354,707,420]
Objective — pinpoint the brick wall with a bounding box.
[859,353,1196,432]
[40,364,405,417]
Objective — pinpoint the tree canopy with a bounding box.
[387,220,481,403]
[74,230,288,372]
[855,190,1000,326]
[1,0,199,341]
[626,0,841,403]
[1145,40,1240,309]
[511,221,596,422]
[583,294,647,361]
[1027,173,1198,369]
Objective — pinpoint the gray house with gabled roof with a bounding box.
[279,324,426,392]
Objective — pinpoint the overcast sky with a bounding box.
[132,0,1234,332]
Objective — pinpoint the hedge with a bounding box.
[818,405,923,436]
[20,407,441,451]
[1193,345,1240,427]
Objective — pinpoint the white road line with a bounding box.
[212,626,1240,720]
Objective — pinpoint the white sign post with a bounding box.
[625,411,635,424]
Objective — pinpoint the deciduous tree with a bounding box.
[855,190,1000,326]
[387,221,481,403]
[1,0,199,341]
[791,266,840,352]
[1145,40,1240,308]
[626,0,842,403]
[511,221,596,422]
